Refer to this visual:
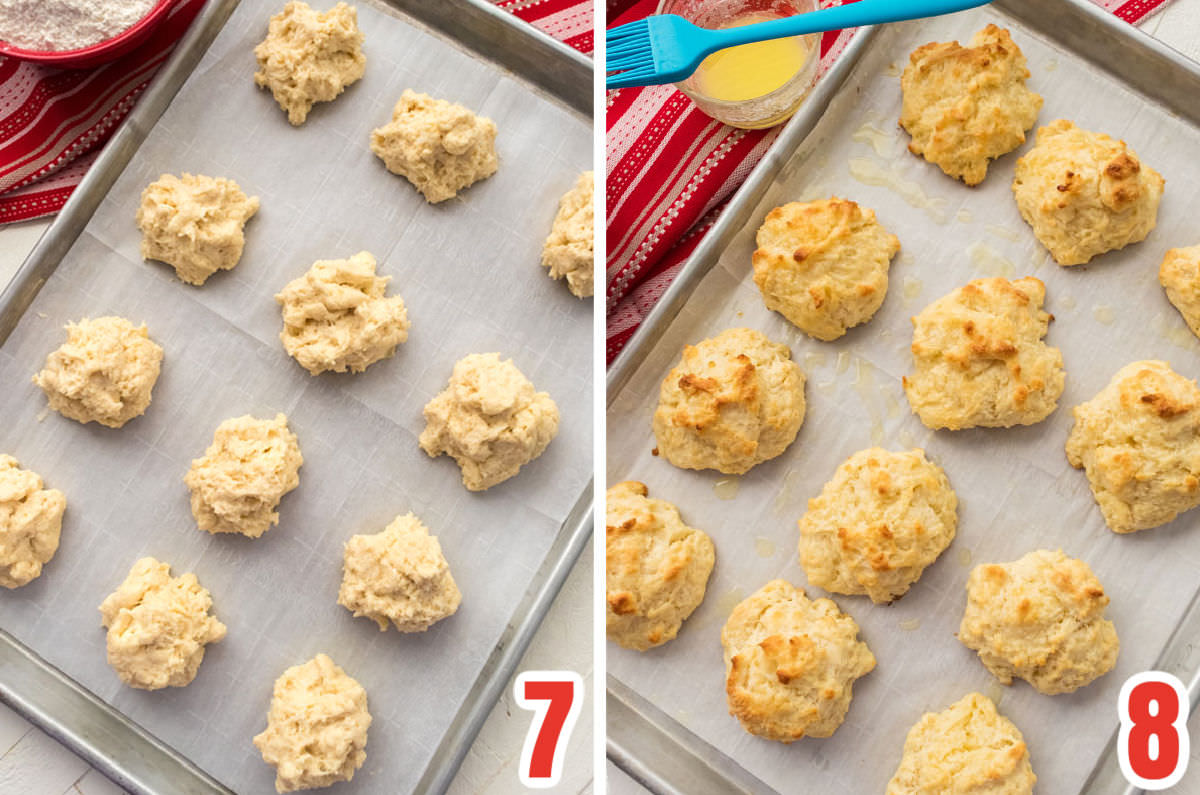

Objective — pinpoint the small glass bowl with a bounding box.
[657,0,820,129]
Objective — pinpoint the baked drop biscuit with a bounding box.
[900,25,1042,186]
[606,481,715,651]
[1066,360,1200,533]
[959,549,1118,695]
[903,277,1064,430]
[752,198,900,341]
[722,580,874,741]
[652,328,805,474]
[1159,245,1200,340]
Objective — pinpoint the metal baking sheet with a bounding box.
[0,0,593,793]
[606,1,1200,792]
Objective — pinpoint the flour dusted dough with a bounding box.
[1066,360,1200,533]
[542,171,594,298]
[136,173,260,285]
[900,25,1042,186]
[722,580,875,742]
[606,481,715,651]
[254,1,365,125]
[419,353,559,491]
[370,90,498,203]
[33,316,163,429]
[0,456,66,589]
[185,414,303,538]
[752,197,900,341]
[1013,119,1164,265]
[653,327,806,475]
[276,251,410,375]
[887,692,1036,795]
[98,557,226,690]
[799,448,957,604]
[1160,245,1200,340]
[254,653,371,793]
[903,277,1064,430]
[338,513,461,632]
[959,549,1118,695]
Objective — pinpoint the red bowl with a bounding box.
[0,0,176,69]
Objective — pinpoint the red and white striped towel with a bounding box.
[605,0,1176,363]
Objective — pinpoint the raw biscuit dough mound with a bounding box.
[886,692,1036,795]
[903,277,1064,430]
[653,327,806,475]
[900,24,1042,186]
[799,448,956,604]
[419,353,559,491]
[185,414,303,538]
[136,173,260,285]
[254,1,365,126]
[1159,245,1200,340]
[33,316,163,429]
[542,171,595,298]
[338,513,461,632]
[959,549,1118,695]
[370,89,498,203]
[1065,360,1200,533]
[721,579,875,742]
[752,198,900,341]
[98,557,227,690]
[606,481,715,651]
[254,653,371,793]
[275,251,410,375]
[1013,119,1164,265]
[0,455,66,589]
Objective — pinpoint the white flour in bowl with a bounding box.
[0,0,159,51]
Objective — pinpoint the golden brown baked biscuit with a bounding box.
[799,448,956,604]
[902,277,1064,430]
[721,579,874,741]
[1065,360,1200,533]
[886,692,1036,795]
[1159,245,1200,339]
[0,455,66,589]
[752,198,900,341]
[606,481,715,651]
[959,549,1118,695]
[652,328,805,474]
[1013,119,1164,265]
[900,25,1042,186]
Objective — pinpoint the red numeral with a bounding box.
[515,671,583,788]
[1118,671,1189,790]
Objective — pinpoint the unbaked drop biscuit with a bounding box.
[185,414,303,538]
[887,692,1036,795]
[33,316,163,429]
[606,481,715,651]
[1159,245,1200,340]
[254,653,371,793]
[752,198,900,340]
[254,1,365,125]
[370,90,498,203]
[0,455,66,589]
[98,557,226,690]
[1065,360,1200,533]
[900,24,1042,185]
[903,277,1064,430]
[1013,119,1164,265]
[959,549,1118,695]
[276,251,410,375]
[652,327,805,475]
[722,579,875,741]
[338,513,461,632]
[542,171,594,298]
[799,447,956,604]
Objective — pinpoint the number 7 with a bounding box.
[515,670,584,788]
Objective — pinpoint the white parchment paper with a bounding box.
[0,0,591,791]
[608,9,1200,794]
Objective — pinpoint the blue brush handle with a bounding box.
[708,0,992,50]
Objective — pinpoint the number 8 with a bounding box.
[1118,671,1190,790]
